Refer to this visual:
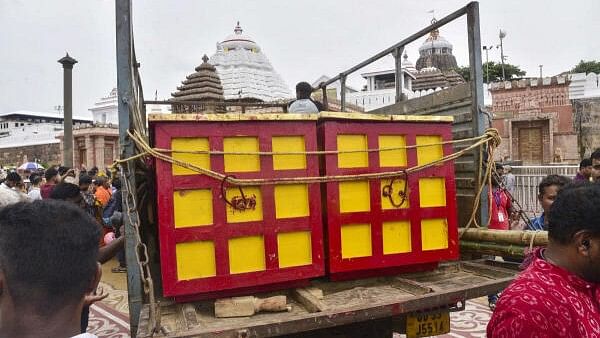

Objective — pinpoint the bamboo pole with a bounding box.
[460,241,527,259]
[459,228,548,246]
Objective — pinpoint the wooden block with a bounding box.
[292,288,328,313]
[305,286,324,299]
[214,295,289,318]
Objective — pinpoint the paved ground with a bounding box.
[90,258,492,338]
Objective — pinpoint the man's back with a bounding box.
[288,98,321,114]
[487,248,600,337]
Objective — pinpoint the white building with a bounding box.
[89,88,118,125]
[209,22,293,102]
[569,72,600,99]
[0,110,92,149]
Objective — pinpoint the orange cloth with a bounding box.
[95,186,112,207]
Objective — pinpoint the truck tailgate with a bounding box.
[137,260,518,337]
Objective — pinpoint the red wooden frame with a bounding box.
[319,120,459,276]
[152,120,324,298]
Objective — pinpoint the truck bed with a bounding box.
[137,260,519,337]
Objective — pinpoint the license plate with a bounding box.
[406,310,450,338]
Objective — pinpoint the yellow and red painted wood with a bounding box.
[150,112,458,299]
[319,112,459,279]
[152,114,324,299]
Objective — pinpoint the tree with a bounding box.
[571,60,600,74]
[454,61,526,83]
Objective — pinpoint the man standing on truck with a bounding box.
[487,182,600,337]
[288,82,323,113]
[0,200,102,338]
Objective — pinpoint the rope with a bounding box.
[118,128,500,187]
[151,135,487,156]
[529,230,541,252]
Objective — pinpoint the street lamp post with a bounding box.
[58,53,78,168]
[498,29,507,81]
[482,45,494,83]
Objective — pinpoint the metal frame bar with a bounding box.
[116,0,143,334]
[314,2,486,224]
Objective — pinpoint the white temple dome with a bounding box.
[210,22,293,102]
[418,30,453,54]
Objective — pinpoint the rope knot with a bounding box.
[484,128,501,149]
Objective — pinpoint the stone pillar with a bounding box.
[94,135,105,169]
[58,53,78,167]
[85,135,94,169]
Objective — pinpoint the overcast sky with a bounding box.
[1,0,599,118]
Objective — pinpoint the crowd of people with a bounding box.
[0,165,126,336]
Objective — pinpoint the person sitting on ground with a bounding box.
[287,82,323,113]
[528,174,571,231]
[0,200,102,338]
[41,167,61,199]
[487,182,600,337]
[590,148,600,182]
[575,158,593,182]
[27,173,43,201]
[0,172,26,207]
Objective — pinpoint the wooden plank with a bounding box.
[319,111,454,122]
[460,261,520,279]
[391,277,433,295]
[148,113,319,122]
[291,288,328,313]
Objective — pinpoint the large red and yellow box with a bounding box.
[318,112,459,278]
[150,113,324,299]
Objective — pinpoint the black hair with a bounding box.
[79,174,93,185]
[6,172,21,183]
[0,200,100,315]
[44,167,58,181]
[110,211,123,227]
[548,182,600,244]
[57,166,70,176]
[112,177,121,190]
[295,82,313,99]
[50,183,81,200]
[580,158,592,169]
[94,176,106,186]
[538,174,571,196]
[591,148,600,161]
[29,174,42,186]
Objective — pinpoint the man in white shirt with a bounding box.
[287,82,324,113]
[27,173,43,201]
[0,200,102,338]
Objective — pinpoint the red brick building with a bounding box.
[489,75,577,164]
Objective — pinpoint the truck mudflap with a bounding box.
[137,260,518,338]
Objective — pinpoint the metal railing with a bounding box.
[510,165,578,216]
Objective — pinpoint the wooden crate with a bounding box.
[318,112,459,278]
[150,113,324,298]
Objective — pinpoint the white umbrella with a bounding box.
[18,162,44,170]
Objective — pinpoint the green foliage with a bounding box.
[454,61,526,83]
[572,60,600,74]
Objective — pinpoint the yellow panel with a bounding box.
[421,218,449,251]
[378,135,407,167]
[382,221,412,254]
[419,177,447,207]
[176,241,216,280]
[173,189,213,228]
[339,180,371,213]
[416,135,443,165]
[171,138,210,176]
[274,184,309,219]
[277,231,312,268]
[272,136,306,170]
[223,137,260,172]
[225,186,263,223]
[380,179,409,209]
[337,134,368,168]
[341,223,372,258]
[228,236,266,274]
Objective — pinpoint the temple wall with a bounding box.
[0,143,61,167]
